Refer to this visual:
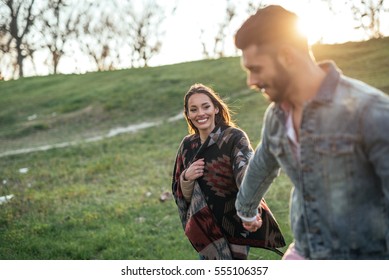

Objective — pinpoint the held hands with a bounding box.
[184,158,205,181]
[242,213,263,233]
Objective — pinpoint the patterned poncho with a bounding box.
[172,124,285,259]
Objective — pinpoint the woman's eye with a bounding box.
[190,109,196,113]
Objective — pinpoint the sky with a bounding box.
[13,0,389,77]
[148,0,389,67]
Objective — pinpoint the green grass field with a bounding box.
[0,37,388,259]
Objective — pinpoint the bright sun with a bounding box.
[293,2,361,45]
[297,13,326,45]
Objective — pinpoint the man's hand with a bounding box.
[242,213,263,232]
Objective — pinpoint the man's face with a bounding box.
[241,44,291,103]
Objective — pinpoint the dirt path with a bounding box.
[0,112,183,158]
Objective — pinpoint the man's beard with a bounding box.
[265,58,292,103]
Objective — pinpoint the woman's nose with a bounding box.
[197,108,205,115]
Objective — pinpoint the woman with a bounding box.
[172,83,285,260]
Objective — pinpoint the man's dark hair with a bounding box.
[235,5,308,51]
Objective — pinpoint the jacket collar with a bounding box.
[313,60,341,104]
[207,125,225,148]
[190,124,228,160]
[273,60,342,116]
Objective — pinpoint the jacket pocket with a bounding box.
[313,135,358,185]
[268,137,284,157]
[314,136,355,156]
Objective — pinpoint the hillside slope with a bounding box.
[1,37,388,153]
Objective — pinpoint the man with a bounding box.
[234,5,389,259]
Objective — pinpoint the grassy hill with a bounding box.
[0,37,388,259]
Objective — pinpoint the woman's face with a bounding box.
[187,93,219,137]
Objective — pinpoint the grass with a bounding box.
[0,37,388,260]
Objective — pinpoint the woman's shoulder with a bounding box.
[223,125,248,138]
[179,133,199,146]
[175,134,198,155]
[220,125,253,152]
[182,133,198,141]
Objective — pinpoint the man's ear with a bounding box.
[278,45,295,66]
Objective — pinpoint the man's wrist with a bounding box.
[237,212,258,223]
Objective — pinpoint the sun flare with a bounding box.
[294,2,360,45]
[298,14,326,45]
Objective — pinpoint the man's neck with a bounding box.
[288,63,326,109]
[282,63,327,140]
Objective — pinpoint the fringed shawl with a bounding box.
[172,125,285,259]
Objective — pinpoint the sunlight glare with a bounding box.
[295,2,362,45]
[297,11,326,45]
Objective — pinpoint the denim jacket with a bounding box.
[236,61,389,259]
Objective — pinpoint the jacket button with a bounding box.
[303,194,315,201]
[302,165,312,172]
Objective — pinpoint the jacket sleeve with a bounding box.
[362,93,389,197]
[172,140,185,200]
[171,138,191,229]
[180,172,195,202]
[235,108,281,221]
[231,129,254,188]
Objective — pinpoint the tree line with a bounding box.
[0,0,169,79]
[0,0,387,80]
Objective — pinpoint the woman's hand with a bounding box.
[242,213,263,232]
[184,158,205,181]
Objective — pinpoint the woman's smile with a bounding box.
[196,117,209,124]
[187,93,219,138]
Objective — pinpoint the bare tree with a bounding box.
[69,0,170,72]
[350,0,388,38]
[323,0,388,39]
[214,1,236,58]
[1,0,167,76]
[200,0,266,59]
[245,0,266,15]
[71,0,136,72]
[126,1,165,68]
[200,0,237,59]
[0,23,9,79]
[73,0,167,72]
[37,0,79,74]
[0,0,37,78]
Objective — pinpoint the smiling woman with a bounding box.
[171,83,285,260]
